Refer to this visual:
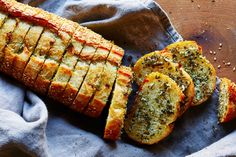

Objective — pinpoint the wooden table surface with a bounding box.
[156,0,236,82]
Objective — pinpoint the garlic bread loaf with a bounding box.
[164,41,216,106]
[0,0,129,121]
[134,51,194,115]
[124,72,184,144]
[104,66,133,141]
[218,78,236,123]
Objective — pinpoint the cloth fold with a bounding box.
[0,0,235,157]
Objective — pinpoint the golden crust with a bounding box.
[72,62,105,112]
[61,61,88,106]
[104,66,133,141]
[107,45,124,66]
[124,72,184,144]
[218,78,236,123]
[12,25,44,80]
[34,60,58,95]
[48,65,72,101]
[83,62,117,117]
[71,38,112,113]
[1,21,31,75]
[83,45,124,117]
[0,18,17,64]
[22,29,56,88]
[33,25,74,95]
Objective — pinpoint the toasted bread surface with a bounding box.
[83,45,124,117]
[134,51,194,115]
[165,41,216,106]
[0,18,17,63]
[1,20,31,75]
[124,72,184,144]
[104,66,133,141]
[12,25,44,80]
[22,29,56,88]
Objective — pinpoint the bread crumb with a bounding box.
[227,62,231,66]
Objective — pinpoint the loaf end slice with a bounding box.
[124,72,184,144]
[104,66,133,141]
[218,78,236,123]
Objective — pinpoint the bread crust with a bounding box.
[0,18,17,64]
[33,20,76,95]
[22,29,56,88]
[11,25,44,81]
[124,72,184,144]
[1,20,31,75]
[218,78,236,123]
[83,46,124,117]
[164,41,216,106]
[133,51,194,116]
[104,66,133,141]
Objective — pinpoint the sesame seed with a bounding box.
[214,57,217,61]
[210,50,213,54]
[223,60,225,63]
[218,65,221,69]
[233,67,236,71]
[218,47,222,50]
[213,51,216,55]
[227,62,231,66]
[219,43,222,47]
[227,27,230,30]
[197,4,200,8]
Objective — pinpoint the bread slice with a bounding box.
[164,41,216,106]
[0,18,17,63]
[83,45,124,117]
[33,18,76,95]
[51,27,102,105]
[60,31,102,106]
[21,9,58,89]
[104,66,133,141]
[133,51,194,115]
[71,38,112,112]
[1,20,31,75]
[10,4,44,80]
[124,72,184,144]
[12,25,44,80]
[22,29,56,88]
[218,78,236,123]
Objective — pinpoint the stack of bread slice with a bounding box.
[125,41,216,144]
[0,0,133,140]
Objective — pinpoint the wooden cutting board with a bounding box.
[157,0,236,82]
